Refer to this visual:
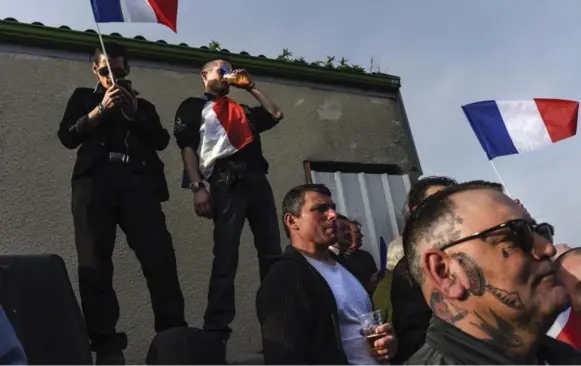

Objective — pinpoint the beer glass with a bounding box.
[358,309,386,350]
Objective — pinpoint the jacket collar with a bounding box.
[426,315,581,365]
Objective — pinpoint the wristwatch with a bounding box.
[189,181,206,193]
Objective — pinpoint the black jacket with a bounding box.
[390,257,432,364]
[407,316,581,365]
[57,86,170,201]
[256,246,349,365]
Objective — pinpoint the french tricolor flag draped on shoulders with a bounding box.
[90,0,178,32]
[548,308,581,350]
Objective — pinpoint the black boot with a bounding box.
[95,349,125,365]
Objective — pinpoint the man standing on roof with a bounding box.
[173,59,284,342]
[57,42,187,364]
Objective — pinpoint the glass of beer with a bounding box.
[359,310,386,351]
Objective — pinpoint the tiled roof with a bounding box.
[0,18,401,91]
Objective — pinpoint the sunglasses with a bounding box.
[439,219,554,252]
[97,67,127,78]
[218,66,231,75]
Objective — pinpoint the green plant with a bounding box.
[209,43,373,74]
[208,40,221,51]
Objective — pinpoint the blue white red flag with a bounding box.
[462,99,578,160]
[548,307,581,350]
[90,0,178,32]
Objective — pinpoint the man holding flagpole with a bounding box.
[57,42,186,364]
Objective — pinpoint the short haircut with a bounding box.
[93,42,128,67]
[407,176,458,211]
[202,59,231,72]
[281,184,332,237]
[403,180,504,284]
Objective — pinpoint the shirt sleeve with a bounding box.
[173,97,203,150]
[57,88,91,149]
[241,104,281,133]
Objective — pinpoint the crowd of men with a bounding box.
[1,41,581,365]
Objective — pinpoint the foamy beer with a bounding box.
[358,310,387,351]
[223,70,253,88]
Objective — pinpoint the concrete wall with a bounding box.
[0,45,420,364]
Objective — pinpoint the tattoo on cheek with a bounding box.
[451,252,486,296]
[451,252,525,310]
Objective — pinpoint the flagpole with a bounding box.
[94,21,116,86]
[489,160,511,197]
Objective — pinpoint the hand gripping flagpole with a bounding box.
[489,160,512,197]
[94,21,116,87]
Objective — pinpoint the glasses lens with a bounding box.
[98,67,126,78]
[536,223,554,242]
[511,220,534,251]
[218,66,230,75]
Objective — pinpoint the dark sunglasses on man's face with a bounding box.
[218,66,231,75]
[97,67,126,78]
[440,219,554,253]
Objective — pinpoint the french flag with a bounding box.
[548,308,581,350]
[462,99,578,160]
[90,0,178,32]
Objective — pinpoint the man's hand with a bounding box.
[194,188,212,219]
[118,84,138,118]
[372,322,398,361]
[101,85,124,111]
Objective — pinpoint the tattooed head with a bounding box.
[404,180,570,355]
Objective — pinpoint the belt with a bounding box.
[108,152,131,164]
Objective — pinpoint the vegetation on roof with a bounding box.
[0,18,400,91]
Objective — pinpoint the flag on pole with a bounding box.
[462,99,579,160]
[90,0,179,32]
[547,307,581,350]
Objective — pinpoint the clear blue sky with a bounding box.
[2,0,580,245]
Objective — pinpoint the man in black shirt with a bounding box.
[173,59,284,341]
[58,42,186,364]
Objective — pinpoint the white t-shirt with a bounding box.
[303,255,378,365]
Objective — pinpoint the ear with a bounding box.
[424,248,467,300]
[124,64,131,76]
[284,213,299,233]
[200,71,208,82]
[92,63,99,76]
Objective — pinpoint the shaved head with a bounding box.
[403,181,503,283]
[403,180,568,359]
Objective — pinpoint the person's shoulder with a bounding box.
[540,335,581,364]
[393,256,409,276]
[405,342,451,365]
[69,87,94,98]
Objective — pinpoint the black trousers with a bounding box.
[203,169,281,336]
[71,163,186,352]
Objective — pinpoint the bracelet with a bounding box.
[97,102,106,114]
[246,82,256,90]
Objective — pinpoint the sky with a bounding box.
[2,0,581,245]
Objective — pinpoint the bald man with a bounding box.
[402,180,581,364]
